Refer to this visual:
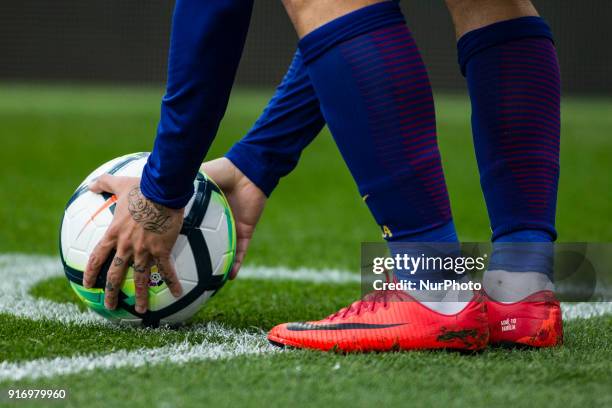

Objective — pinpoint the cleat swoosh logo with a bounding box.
[286,322,408,331]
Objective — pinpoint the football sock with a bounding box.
[299,2,457,246]
[458,17,560,244]
[457,17,560,298]
[226,50,325,196]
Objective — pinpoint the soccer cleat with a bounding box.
[487,291,563,347]
[267,291,489,352]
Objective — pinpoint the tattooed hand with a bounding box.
[83,175,184,313]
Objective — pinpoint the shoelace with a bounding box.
[327,291,393,321]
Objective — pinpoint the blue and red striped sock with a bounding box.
[458,17,560,276]
[299,2,456,245]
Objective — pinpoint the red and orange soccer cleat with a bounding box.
[267,291,489,352]
[487,291,563,348]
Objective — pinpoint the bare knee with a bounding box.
[282,0,386,38]
[445,0,538,38]
[281,0,306,13]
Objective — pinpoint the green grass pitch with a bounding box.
[0,84,611,407]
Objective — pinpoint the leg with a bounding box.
[228,1,457,288]
[284,0,457,243]
[448,0,560,245]
[448,0,562,346]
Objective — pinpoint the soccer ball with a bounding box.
[59,152,236,326]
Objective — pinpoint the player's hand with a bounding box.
[201,158,266,279]
[83,175,184,313]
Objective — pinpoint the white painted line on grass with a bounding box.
[239,265,361,284]
[0,254,106,325]
[0,322,276,382]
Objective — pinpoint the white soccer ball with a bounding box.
[59,152,236,326]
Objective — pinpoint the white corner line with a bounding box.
[0,322,277,382]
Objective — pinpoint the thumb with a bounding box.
[88,173,120,194]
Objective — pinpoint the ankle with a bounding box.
[484,270,553,303]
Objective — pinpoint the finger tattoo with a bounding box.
[113,257,124,267]
[105,281,114,292]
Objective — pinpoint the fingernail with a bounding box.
[105,302,115,310]
[172,287,183,298]
[135,305,146,314]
